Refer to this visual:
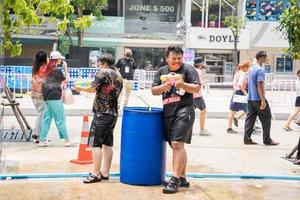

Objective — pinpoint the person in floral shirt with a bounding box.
[75,54,123,183]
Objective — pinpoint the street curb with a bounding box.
[4,108,290,120]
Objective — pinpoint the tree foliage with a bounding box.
[277,0,300,59]
[0,0,107,57]
[223,16,247,37]
[63,0,107,46]
[223,15,247,69]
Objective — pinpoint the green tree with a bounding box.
[223,15,247,69]
[65,0,107,46]
[277,0,300,59]
[1,0,73,57]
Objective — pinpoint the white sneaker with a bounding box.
[64,140,73,147]
[38,140,53,147]
[199,129,211,135]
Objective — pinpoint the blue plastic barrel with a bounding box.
[120,107,166,185]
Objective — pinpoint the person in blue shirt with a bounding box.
[244,51,279,145]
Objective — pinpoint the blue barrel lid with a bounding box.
[123,107,163,114]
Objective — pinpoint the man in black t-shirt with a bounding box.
[152,46,200,194]
[116,48,137,107]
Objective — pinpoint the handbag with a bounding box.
[62,86,75,104]
[232,94,248,103]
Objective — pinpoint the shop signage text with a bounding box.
[128,4,175,13]
[187,27,250,49]
[197,35,240,43]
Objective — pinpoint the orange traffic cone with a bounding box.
[70,115,93,165]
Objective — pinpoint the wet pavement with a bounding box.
[1,116,300,199]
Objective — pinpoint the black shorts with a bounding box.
[164,106,195,144]
[194,97,206,110]
[295,96,300,107]
[88,113,117,148]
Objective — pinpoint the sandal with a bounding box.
[83,173,101,184]
[293,159,300,165]
[100,172,109,180]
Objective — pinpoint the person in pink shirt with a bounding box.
[193,57,210,135]
[227,60,251,134]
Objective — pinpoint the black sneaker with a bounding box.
[163,177,190,188]
[163,176,180,194]
[179,177,190,187]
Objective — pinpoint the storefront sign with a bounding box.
[86,16,125,34]
[125,0,179,22]
[186,28,250,49]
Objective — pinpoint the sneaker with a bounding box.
[64,140,73,147]
[32,134,39,144]
[163,176,180,194]
[283,125,293,131]
[163,177,190,188]
[233,117,238,127]
[227,128,238,134]
[38,140,53,147]
[199,129,211,136]
[179,177,190,187]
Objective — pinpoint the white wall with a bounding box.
[247,21,289,48]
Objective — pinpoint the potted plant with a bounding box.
[209,14,218,27]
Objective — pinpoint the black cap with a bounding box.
[194,57,205,65]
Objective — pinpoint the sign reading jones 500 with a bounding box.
[128,4,175,13]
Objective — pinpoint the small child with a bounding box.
[283,69,300,131]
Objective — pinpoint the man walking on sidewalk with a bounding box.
[152,46,200,194]
[244,51,279,145]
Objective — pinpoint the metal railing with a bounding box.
[268,79,296,106]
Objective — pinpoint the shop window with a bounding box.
[191,0,237,28]
[131,47,166,70]
[245,0,290,21]
[276,56,293,73]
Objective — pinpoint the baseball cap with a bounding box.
[50,51,65,59]
[194,57,205,65]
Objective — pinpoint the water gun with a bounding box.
[74,79,93,87]
[160,72,182,85]
[160,72,185,96]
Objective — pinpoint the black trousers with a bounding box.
[244,100,272,144]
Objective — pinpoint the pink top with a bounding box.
[31,65,46,100]
[193,68,205,98]
[232,71,241,91]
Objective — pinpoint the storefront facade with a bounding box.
[184,0,299,79]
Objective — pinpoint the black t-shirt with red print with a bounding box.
[91,67,123,116]
[152,64,200,117]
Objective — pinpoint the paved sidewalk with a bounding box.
[2,89,296,120]
[1,117,300,199]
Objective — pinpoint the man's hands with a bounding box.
[175,79,184,89]
[260,99,266,110]
[162,81,172,92]
[74,85,83,93]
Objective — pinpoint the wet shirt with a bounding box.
[115,57,137,80]
[91,67,123,116]
[42,69,66,101]
[248,64,265,101]
[152,64,200,117]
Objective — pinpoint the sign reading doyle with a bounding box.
[187,28,250,49]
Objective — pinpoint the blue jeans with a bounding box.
[40,100,69,141]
